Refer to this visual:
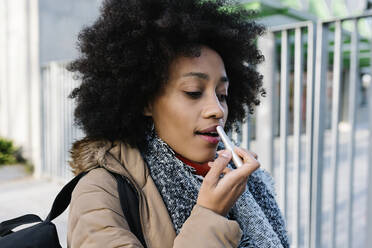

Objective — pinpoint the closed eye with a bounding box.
[217,94,227,102]
[185,91,202,99]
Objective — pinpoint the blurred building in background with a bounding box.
[0,0,102,174]
[0,0,40,168]
[1,1,372,248]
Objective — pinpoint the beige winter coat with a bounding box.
[67,138,242,248]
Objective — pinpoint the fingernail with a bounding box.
[221,150,231,158]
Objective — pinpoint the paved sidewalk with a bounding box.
[0,166,67,247]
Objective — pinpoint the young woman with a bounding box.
[67,0,289,247]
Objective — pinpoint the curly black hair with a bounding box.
[69,0,265,149]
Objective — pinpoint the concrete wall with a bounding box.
[0,0,41,175]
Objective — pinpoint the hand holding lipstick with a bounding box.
[196,147,260,216]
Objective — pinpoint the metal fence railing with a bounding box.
[40,12,372,248]
[41,62,84,182]
[255,21,316,248]
[252,13,372,248]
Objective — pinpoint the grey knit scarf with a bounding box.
[141,131,289,248]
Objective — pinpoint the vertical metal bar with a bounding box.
[293,27,303,248]
[256,32,276,174]
[60,65,64,180]
[67,66,72,179]
[46,65,51,176]
[55,62,60,178]
[330,20,343,248]
[45,66,49,177]
[65,66,69,180]
[61,64,66,180]
[305,22,316,248]
[59,64,64,179]
[40,67,46,177]
[61,64,65,179]
[65,65,70,180]
[367,27,372,248]
[241,115,250,150]
[49,64,54,177]
[346,18,359,248]
[46,64,51,177]
[57,64,61,179]
[280,30,289,220]
[44,66,49,176]
[311,21,329,248]
[51,62,58,178]
[51,63,56,178]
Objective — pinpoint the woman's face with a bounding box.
[145,46,229,163]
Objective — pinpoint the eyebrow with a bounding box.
[181,72,229,83]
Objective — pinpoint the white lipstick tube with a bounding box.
[216,126,244,168]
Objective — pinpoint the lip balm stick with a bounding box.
[216,126,244,168]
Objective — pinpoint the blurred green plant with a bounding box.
[0,137,17,165]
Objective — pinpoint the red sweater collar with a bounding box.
[175,154,211,177]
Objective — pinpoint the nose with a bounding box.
[201,93,225,119]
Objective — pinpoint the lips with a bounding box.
[195,125,219,136]
[195,125,221,144]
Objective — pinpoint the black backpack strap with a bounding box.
[1,169,147,247]
[109,172,147,248]
[45,171,87,222]
[0,214,42,236]
[0,172,87,237]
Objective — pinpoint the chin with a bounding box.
[196,150,217,164]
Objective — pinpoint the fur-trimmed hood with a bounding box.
[69,137,150,189]
[69,138,113,175]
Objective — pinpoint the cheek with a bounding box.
[168,101,198,130]
[155,96,195,132]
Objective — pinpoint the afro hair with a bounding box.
[68,0,265,149]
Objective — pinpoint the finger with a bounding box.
[208,162,231,175]
[250,151,258,159]
[234,147,258,163]
[222,167,232,175]
[233,148,260,178]
[224,165,259,186]
[235,148,260,168]
[204,150,232,185]
[216,150,224,156]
